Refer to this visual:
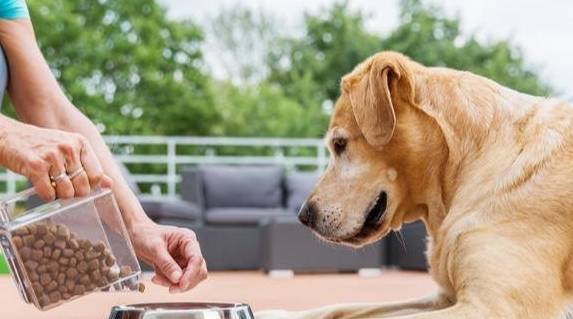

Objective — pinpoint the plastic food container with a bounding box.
[108,302,254,319]
[0,188,141,311]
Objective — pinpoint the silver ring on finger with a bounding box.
[67,167,85,180]
[50,172,68,183]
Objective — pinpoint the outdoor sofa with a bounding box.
[180,165,387,272]
[117,162,201,228]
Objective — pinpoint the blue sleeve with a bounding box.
[0,0,30,20]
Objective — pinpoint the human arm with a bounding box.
[0,16,207,291]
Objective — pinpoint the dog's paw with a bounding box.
[255,310,294,319]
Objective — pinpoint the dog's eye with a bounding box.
[332,137,347,155]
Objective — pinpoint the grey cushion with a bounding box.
[139,197,200,221]
[155,217,200,229]
[200,166,284,209]
[285,172,319,212]
[205,207,292,225]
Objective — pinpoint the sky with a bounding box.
[158,0,573,100]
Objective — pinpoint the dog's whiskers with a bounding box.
[394,230,407,251]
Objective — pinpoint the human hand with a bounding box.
[0,121,112,201]
[129,221,208,293]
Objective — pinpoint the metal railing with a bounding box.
[0,136,327,198]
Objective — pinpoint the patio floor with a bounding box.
[0,270,436,319]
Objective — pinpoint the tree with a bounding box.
[383,0,550,96]
[268,2,382,109]
[206,5,329,138]
[211,81,327,138]
[268,0,551,119]
[25,0,219,135]
[18,0,551,140]
[208,5,280,86]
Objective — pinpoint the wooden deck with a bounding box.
[0,270,436,319]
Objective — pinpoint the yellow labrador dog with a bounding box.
[259,51,573,318]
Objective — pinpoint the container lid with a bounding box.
[108,302,254,319]
[0,188,112,230]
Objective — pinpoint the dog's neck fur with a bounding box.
[409,67,568,237]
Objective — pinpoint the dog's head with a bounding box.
[299,51,446,247]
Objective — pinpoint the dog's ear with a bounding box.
[343,53,414,148]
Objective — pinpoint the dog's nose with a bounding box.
[298,202,316,227]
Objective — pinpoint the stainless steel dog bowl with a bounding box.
[108,302,254,319]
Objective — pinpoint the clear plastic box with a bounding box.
[0,188,141,311]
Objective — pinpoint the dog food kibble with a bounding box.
[37,264,47,273]
[56,225,70,239]
[49,291,61,303]
[138,282,145,293]
[33,239,45,249]
[69,239,79,250]
[66,268,78,279]
[94,241,105,252]
[38,295,50,307]
[11,222,129,309]
[29,271,39,282]
[36,223,48,236]
[40,273,51,285]
[23,235,35,246]
[25,260,38,271]
[77,261,88,273]
[74,284,85,295]
[57,273,66,285]
[12,236,23,248]
[74,250,84,261]
[58,285,67,294]
[28,224,37,235]
[43,233,56,245]
[105,255,115,267]
[63,249,74,258]
[54,240,66,250]
[79,274,91,285]
[107,269,119,282]
[31,249,43,261]
[47,260,59,273]
[46,280,58,292]
[59,257,69,266]
[79,240,91,250]
[119,265,133,277]
[19,247,31,259]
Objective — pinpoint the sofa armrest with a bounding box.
[139,197,201,222]
[180,167,205,211]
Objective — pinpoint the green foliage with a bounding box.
[0,253,8,274]
[208,5,278,85]
[11,0,550,140]
[384,0,550,96]
[26,0,218,135]
[268,0,551,117]
[208,5,330,138]
[211,81,327,137]
[268,2,382,105]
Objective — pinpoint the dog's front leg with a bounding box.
[388,227,569,319]
[256,293,450,319]
[380,303,479,319]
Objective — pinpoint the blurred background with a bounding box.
[0,0,571,317]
